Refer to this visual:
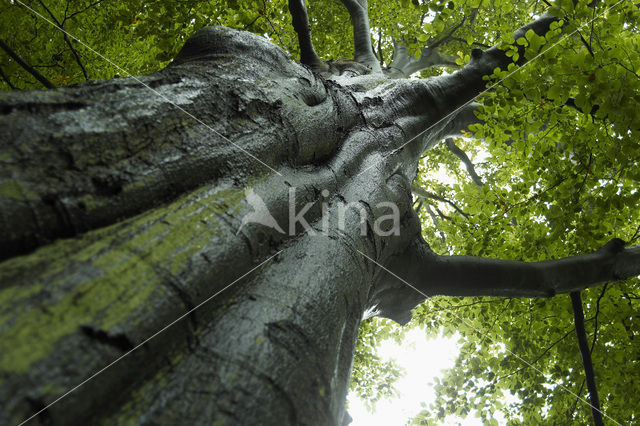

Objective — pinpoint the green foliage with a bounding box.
[411,0,640,423]
[0,0,295,89]
[349,318,407,410]
[1,0,639,423]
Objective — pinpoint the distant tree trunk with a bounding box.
[1,24,639,425]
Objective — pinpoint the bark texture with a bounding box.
[0,26,421,425]
[1,15,639,426]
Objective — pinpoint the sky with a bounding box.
[347,328,486,426]
[345,147,493,426]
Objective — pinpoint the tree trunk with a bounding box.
[0,26,423,425]
[2,23,639,425]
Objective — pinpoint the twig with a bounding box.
[498,327,575,380]
[0,64,18,89]
[36,0,89,80]
[65,0,104,21]
[628,224,640,244]
[0,38,54,88]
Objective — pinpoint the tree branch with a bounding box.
[0,38,54,89]
[424,204,446,243]
[36,0,89,81]
[385,41,458,79]
[377,29,384,66]
[445,138,483,186]
[498,327,576,380]
[570,291,604,426]
[288,0,327,71]
[411,185,470,219]
[400,238,640,298]
[368,12,562,159]
[65,0,104,21]
[428,15,468,50]
[0,64,17,89]
[418,101,482,151]
[339,0,381,71]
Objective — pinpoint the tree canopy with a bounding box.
[1,0,639,424]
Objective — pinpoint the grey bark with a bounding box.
[339,0,381,72]
[385,41,458,79]
[1,10,638,426]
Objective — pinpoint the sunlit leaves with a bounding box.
[1,0,638,423]
[413,0,640,423]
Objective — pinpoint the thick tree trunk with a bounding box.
[2,20,639,425]
[0,26,422,425]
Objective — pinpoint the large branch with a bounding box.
[381,12,559,155]
[339,0,381,72]
[357,11,560,163]
[288,0,327,71]
[403,238,640,298]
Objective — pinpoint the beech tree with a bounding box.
[1,0,639,424]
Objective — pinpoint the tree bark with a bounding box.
[0,25,421,425]
[1,12,636,425]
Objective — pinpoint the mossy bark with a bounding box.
[3,16,636,425]
[0,26,426,425]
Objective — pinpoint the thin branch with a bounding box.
[424,204,446,243]
[243,14,262,30]
[565,97,600,116]
[433,205,451,221]
[590,283,608,352]
[449,37,492,48]
[445,138,483,186]
[262,0,289,50]
[576,30,595,57]
[498,327,575,380]
[628,224,640,244]
[570,291,604,426]
[65,0,104,21]
[428,299,503,313]
[412,185,470,219]
[0,38,54,89]
[0,64,18,89]
[569,379,586,419]
[36,0,89,80]
[428,17,467,50]
[377,29,384,67]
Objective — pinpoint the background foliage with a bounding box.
[1,0,639,423]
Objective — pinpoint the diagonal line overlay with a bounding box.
[361,0,627,175]
[18,251,282,426]
[356,249,623,426]
[15,0,283,177]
